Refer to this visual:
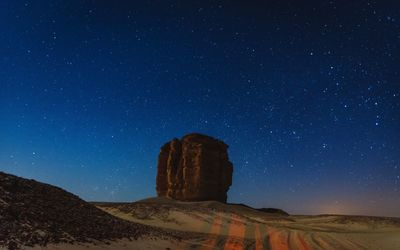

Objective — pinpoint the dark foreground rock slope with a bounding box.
[156,133,233,203]
[0,171,147,250]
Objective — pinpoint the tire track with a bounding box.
[223,213,246,250]
[185,212,222,250]
[212,214,230,250]
[201,213,223,250]
[310,233,332,249]
[310,233,365,250]
[298,235,310,250]
[266,227,289,250]
[259,224,271,250]
[254,224,264,250]
[289,231,310,250]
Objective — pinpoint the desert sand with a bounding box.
[93,197,400,250]
[25,238,184,250]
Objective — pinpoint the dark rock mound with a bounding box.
[0,172,147,249]
[256,208,289,216]
[156,133,233,203]
[231,203,289,216]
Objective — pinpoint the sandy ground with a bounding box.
[11,198,400,250]
[19,237,185,250]
[95,198,400,250]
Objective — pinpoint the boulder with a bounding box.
[156,133,233,203]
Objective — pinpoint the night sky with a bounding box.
[1,1,399,217]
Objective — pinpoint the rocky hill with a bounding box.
[0,172,150,249]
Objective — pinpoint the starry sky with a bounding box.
[1,1,399,217]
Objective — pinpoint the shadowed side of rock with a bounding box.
[156,133,233,203]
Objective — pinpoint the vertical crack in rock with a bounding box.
[156,133,233,202]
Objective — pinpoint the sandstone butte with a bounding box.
[156,133,233,203]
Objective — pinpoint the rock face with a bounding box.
[156,133,233,203]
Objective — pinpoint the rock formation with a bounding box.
[156,133,233,202]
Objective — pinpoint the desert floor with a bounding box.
[15,197,400,250]
[91,197,400,250]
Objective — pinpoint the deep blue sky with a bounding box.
[1,1,399,216]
